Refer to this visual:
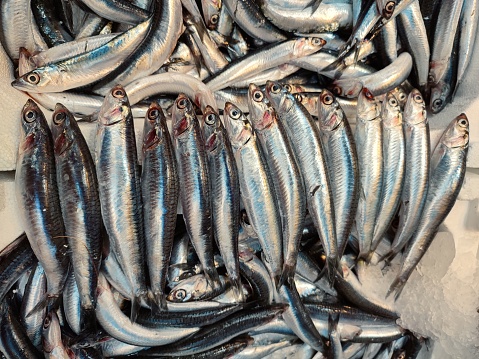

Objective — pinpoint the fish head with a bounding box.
[172,94,195,138]
[294,37,326,58]
[202,105,223,152]
[142,102,166,152]
[356,88,380,122]
[403,89,427,126]
[201,0,221,29]
[223,102,253,149]
[429,81,450,114]
[377,0,396,20]
[331,79,363,98]
[247,83,275,131]
[19,99,49,153]
[42,311,63,354]
[318,90,344,131]
[12,65,60,92]
[293,92,318,115]
[98,85,132,126]
[390,86,408,109]
[167,274,209,302]
[440,114,469,149]
[381,92,402,128]
[51,103,76,156]
[265,80,295,114]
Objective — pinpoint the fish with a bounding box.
[141,102,179,312]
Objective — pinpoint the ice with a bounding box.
[357,195,479,359]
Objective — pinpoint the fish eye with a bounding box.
[24,109,37,123]
[26,72,40,84]
[177,98,188,109]
[414,94,423,103]
[253,90,263,102]
[271,84,281,93]
[284,84,292,92]
[43,315,51,329]
[112,88,125,98]
[458,118,468,127]
[332,86,342,96]
[205,113,216,125]
[210,14,219,24]
[399,93,407,101]
[322,94,334,105]
[388,97,397,107]
[385,1,395,14]
[230,108,241,119]
[312,38,322,46]
[174,289,186,300]
[53,111,66,124]
[294,93,303,102]
[148,108,159,120]
[433,98,443,109]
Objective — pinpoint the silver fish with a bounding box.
[141,102,179,311]
[317,90,359,258]
[172,94,221,290]
[95,85,147,322]
[223,102,283,286]
[247,84,306,286]
[42,311,71,359]
[388,114,469,299]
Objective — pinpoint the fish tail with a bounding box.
[386,276,406,300]
[326,256,340,286]
[80,307,97,333]
[130,291,146,323]
[328,312,340,334]
[204,267,222,291]
[278,263,296,290]
[151,291,168,314]
[26,294,61,318]
[230,277,245,303]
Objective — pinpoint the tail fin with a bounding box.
[278,264,296,290]
[150,291,168,314]
[27,294,61,318]
[130,292,147,323]
[328,313,340,335]
[230,277,245,303]
[80,307,97,333]
[204,267,222,292]
[386,276,406,301]
[326,256,339,287]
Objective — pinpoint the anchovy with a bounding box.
[248,83,306,286]
[172,94,221,290]
[15,99,69,311]
[42,310,72,359]
[52,103,102,331]
[63,272,82,335]
[387,89,429,261]
[354,88,383,259]
[0,233,35,302]
[202,106,242,301]
[76,0,150,25]
[317,90,359,258]
[31,0,73,47]
[239,249,274,305]
[168,274,228,302]
[388,114,469,299]
[223,102,283,286]
[205,37,325,91]
[75,13,110,39]
[142,102,179,311]
[456,0,479,89]
[95,85,147,322]
[370,92,405,255]
[96,274,199,346]
[265,81,338,285]
[231,339,295,359]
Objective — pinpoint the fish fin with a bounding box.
[130,293,145,323]
[328,312,340,334]
[80,307,97,333]
[150,291,168,314]
[230,277,245,303]
[278,263,296,290]
[386,276,406,300]
[204,267,222,292]
[326,256,340,286]
[26,294,61,318]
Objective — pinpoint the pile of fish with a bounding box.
[0,0,474,358]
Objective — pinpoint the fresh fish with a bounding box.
[42,311,71,358]
[388,114,469,299]
[15,99,69,311]
[386,89,429,261]
[329,314,345,359]
[231,339,296,359]
[201,0,222,30]
[168,274,228,302]
[11,17,151,93]
[223,0,287,43]
[76,0,150,25]
[75,13,110,39]
[317,90,359,258]
[168,232,198,288]
[142,102,179,312]
[376,20,397,65]
[95,274,200,346]
[172,94,221,290]
[20,263,46,349]
[370,92,405,255]
[247,83,306,286]
[223,102,283,286]
[239,249,274,305]
[456,0,479,89]
[1,298,43,358]
[31,0,73,47]
[0,233,35,302]
[52,103,102,331]
[63,272,82,335]
[95,85,147,322]
[354,88,383,260]
[205,37,325,91]
[265,81,338,285]
[202,106,242,301]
